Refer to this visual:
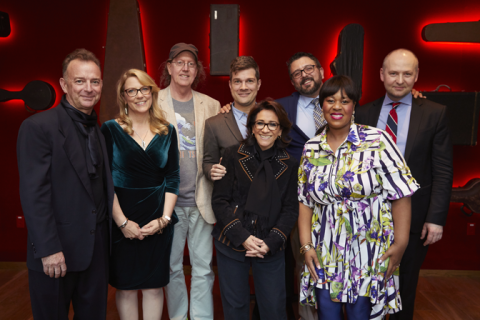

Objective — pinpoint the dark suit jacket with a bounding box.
[276,92,305,164]
[17,100,114,272]
[356,97,453,232]
[203,111,244,181]
[211,144,299,255]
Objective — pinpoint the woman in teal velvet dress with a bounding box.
[101,69,179,320]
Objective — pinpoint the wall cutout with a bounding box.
[0,80,56,112]
[422,21,480,43]
[0,12,11,37]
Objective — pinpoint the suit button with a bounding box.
[92,209,96,214]
[90,229,95,234]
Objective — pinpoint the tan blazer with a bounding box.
[157,86,221,224]
[203,110,244,181]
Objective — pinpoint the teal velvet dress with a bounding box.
[101,120,180,290]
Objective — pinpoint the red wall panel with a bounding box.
[1,0,479,269]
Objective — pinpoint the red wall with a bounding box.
[1,0,479,269]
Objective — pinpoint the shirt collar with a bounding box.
[383,92,413,108]
[318,123,362,154]
[298,94,318,109]
[232,102,248,118]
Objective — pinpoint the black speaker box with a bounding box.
[0,12,11,37]
[423,92,480,145]
[210,4,239,76]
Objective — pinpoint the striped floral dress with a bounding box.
[298,123,419,319]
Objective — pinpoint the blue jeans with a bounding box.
[315,287,372,320]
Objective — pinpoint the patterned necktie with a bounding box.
[385,102,401,143]
[312,98,325,132]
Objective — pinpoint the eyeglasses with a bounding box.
[291,65,316,79]
[124,86,152,97]
[172,60,197,69]
[254,121,280,131]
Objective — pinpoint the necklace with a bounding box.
[133,127,149,150]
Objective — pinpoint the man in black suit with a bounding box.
[356,49,453,320]
[17,49,114,319]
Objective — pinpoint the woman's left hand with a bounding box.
[140,219,162,236]
[378,242,408,279]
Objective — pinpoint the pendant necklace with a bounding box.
[134,128,149,150]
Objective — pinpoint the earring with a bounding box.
[277,135,281,140]
[125,107,128,115]
[351,111,355,124]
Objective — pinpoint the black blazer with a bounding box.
[276,92,306,164]
[211,144,299,255]
[355,97,453,232]
[17,102,114,272]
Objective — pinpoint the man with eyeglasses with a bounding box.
[277,52,325,165]
[275,52,325,320]
[157,43,221,320]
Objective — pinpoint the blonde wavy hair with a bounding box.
[116,69,169,136]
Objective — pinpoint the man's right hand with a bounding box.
[210,158,226,181]
[218,103,232,114]
[41,251,67,278]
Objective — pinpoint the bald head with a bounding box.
[383,49,419,71]
[380,49,419,101]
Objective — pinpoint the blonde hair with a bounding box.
[116,69,169,136]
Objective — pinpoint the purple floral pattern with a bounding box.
[297,124,420,319]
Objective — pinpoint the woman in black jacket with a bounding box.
[212,99,299,320]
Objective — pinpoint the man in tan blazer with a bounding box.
[157,43,220,320]
[203,56,261,182]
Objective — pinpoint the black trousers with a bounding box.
[28,220,109,320]
[390,231,429,320]
[216,241,287,320]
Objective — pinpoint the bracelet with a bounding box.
[162,215,172,223]
[118,219,129,229]
[157,218,164,234]
[300,242,314,255]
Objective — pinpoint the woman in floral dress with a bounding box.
[297,75,419,320]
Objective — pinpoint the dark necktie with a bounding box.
[385,102,401,143]
[312,98,325,132]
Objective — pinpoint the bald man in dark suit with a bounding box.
[356,49,453,320]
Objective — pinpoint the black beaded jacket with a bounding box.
[211,143,299,255]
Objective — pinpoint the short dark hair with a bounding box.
[286,52,321,78]
[62,48,101,78]
[316,75,359,136]
[159,59,206,89]
[230,56,260,80]
[319,75,360,105]
[244,99,292,149]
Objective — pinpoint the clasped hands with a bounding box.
[120,218,169,240]
[243,235,269,258]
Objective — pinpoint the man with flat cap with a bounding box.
[17,48,114,319]
[158,43,220,320]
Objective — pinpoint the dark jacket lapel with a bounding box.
[57,106,95,203]
[367,97,384,127]
[225,111,243,142]
[404,98,425,162]
[237,144,290,181]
